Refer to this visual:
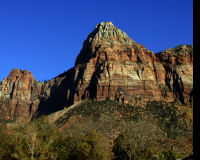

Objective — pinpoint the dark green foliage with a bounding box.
[57,100,140,125]
[158,149,184,160]
[112,119,164,160]
[67,130,114,160]
[0,123,9,159]
[0,116,68,160]
[56,100,144,142]
[112,134,130,160]
[0,100,192,159]
[0,116,114,160]
[145,101,191,139]
[57,100,192,159]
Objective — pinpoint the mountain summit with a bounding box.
[87,22,132,44]
[75,22,140,66]
[0,22,193,122]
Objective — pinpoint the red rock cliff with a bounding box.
[0,22,193,121]
[64,22,193,105]
[0,69,42,121]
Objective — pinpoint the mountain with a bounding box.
[0,22,193,122]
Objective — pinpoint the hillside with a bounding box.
[50,99,193,158]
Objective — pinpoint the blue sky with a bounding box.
[0,0,193,81]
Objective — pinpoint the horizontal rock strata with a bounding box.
[0,22,193,121]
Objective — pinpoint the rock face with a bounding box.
[73,22,162,103]
[0,22,193,121]
[155,45,193,104]
[0,69,42,121]
[64,22,193,105]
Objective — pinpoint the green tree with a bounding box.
[0,116,67,160]
[113,119,165,160]
[68,130,114,160]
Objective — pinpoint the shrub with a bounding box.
[67,130,114,160]
[112,119,164,160]
[158,149,184,160]
[0,116,67,160]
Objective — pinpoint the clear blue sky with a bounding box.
[0,0,193,82]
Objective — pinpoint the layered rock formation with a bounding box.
[155,45,193,104]
[63,22,193,104]
[0,22,193,121]
[0,69,42,121]
[72,22,162,103]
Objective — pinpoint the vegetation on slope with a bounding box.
[56,100,192,159]
[0,116,113,160]
[0,100,193,160]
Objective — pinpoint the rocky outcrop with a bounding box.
[0,69,42,122]
[64,22,193,105]
[155,45,193,104]
[72,22,163,103]
[0,22,193,121]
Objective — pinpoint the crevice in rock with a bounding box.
[173,72,185,104]
[87,62,104,100]
[10,82,15,99]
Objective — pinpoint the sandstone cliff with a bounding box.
[155,45,193,104]
[0,69,42,121]
[0,22,193,121]
[62,22,193,105]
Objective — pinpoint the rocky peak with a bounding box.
[0,68,39,100]
[75,22,142,66]
[157,45,193,56]
[156,45,193,65]
[88,22,132,44]
[155,45,193,104]
[7,68,34,81]
[0,69,43,121]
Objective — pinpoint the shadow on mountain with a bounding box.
[34,67,77,118]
